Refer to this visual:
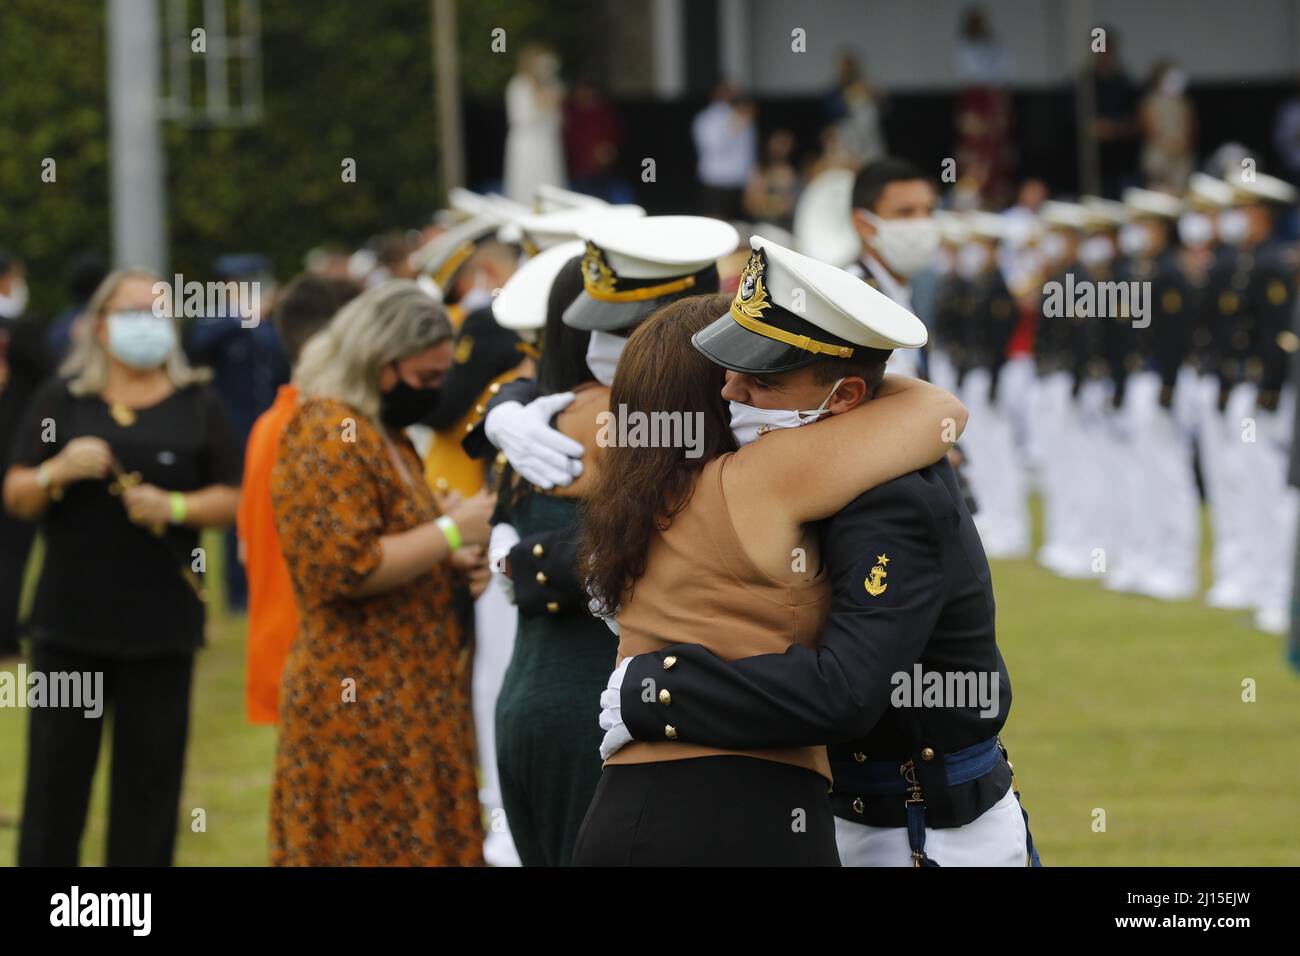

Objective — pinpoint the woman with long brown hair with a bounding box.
[573,286,965,865]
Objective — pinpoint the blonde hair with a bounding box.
[294,279,452,419]
[62,268,211,397]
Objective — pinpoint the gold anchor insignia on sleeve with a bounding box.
[864,553,890,597]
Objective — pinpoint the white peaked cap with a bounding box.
[535,183,610,213]
[753,235,927,349]
[792,168,862,268]
[492,240,584,331]
[934,210,971,245]
[1039,200,1090,231]
[964,211,1007,241]
[448,187,530,223]
[1187,172,1237,209]
[515,205,646,251]
[691,234,926,375]
[1122,187,1185,219]
[579,215,740,280]
[1081,196,1130,227]
[1223,169,1298,205]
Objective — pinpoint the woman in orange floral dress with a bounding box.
[269,281,495,865]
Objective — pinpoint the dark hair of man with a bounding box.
[852,157,931,214]
[272,273,363,367]
[64,252,110,304]
[809,347,893,399]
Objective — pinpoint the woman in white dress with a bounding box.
[504,45,566,204]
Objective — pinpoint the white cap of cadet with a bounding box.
[563,215,740,331]
[691,234,927,375]
[492,240,584,331]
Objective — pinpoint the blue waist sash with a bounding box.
[832,737,1002,797]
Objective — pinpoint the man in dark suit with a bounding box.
[599,242,1037,866]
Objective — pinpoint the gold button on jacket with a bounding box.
[532,543,545,558]
[658,689,672,705]
[664,724,677,739]
[663,655,677,670]
[535,571,547,585]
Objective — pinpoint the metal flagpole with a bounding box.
[107,0,169,273]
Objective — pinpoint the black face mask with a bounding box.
[379,376,442,429]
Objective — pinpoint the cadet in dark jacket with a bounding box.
[597,240,1036,868]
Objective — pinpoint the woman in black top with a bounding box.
[3,268,241,866]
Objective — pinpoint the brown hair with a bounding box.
[581,294,738,616]
[272,273,363,367]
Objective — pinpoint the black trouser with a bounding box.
[572,755,840,866]
[0,514,35,655]
[17,643,195,866]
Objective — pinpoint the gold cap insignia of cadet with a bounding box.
[582,241,617,296]
[864,553,890,597]
[732,249,772,321]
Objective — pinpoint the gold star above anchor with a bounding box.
[876,554,890,566]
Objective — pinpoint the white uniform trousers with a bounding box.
[472,558,522,866]
[1034,371,1092,576]
[1200,380,1261,607]
[1108,371,1200,599]
[834,784,1029,867]
[961,367,1029,558]
[1249,385,1299,630]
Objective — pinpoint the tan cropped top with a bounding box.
[606,452,832,782]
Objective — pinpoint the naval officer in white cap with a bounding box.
[597,235,1037,867]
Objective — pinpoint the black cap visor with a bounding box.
[690,311,828,374]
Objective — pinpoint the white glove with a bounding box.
[483,393,585,489]
[488,522,521,605]
[598,657,633,761]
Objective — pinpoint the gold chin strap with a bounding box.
[728,303,855,358]
[431,242,475,290]
[583,273,695,303]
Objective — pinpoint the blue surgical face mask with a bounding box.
[728,378,844,447]
[106,309,177,369]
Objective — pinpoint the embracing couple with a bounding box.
[486,232,1036,867]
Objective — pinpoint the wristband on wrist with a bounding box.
[169,491,188,524]
[37,461,64,501]
[435,514,462,551]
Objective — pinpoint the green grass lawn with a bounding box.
[1,510,1298,866]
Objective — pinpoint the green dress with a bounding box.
[494,491,619,866]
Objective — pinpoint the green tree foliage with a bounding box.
[0,0,598,319]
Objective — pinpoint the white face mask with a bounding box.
[457,282,493,314]
[956,243,992,280]
[1216,208,1250,247]
[0,279,29,318]
[1118,223,1151,258]
[1040,232,1069,263]
[862,212,940,278]
[729,378,843,448]
[1178,212,1213,247]
[106,309,178,370]
[585,329,626,387]
[1078,235,1115,267]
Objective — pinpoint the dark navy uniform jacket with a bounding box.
[619,456,1014,829]
[463,376,588,615]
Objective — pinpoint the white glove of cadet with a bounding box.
[483,392,585,489]
[598,656,634,761]
[487,522,521,605]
